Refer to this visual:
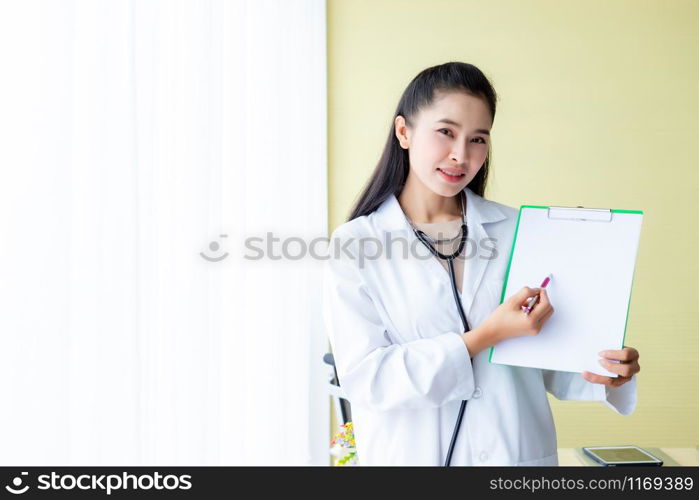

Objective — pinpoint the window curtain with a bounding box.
[0,0,328,465]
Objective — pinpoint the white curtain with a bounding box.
[0,0,328,465]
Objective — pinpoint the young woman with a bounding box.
[322,62,640,466]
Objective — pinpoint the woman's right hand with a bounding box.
[480,286,554,344]
[461,286,554,357]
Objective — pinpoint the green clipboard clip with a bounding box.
[547,206,613,222]
[522,204,643,222]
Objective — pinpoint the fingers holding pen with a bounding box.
[527,289,554,334]
[538,288,553,313]
[529,288,552,316]
[488,284,556,341]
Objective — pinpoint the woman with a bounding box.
[322,62,640,466]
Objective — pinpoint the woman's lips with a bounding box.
[437,168,465,183]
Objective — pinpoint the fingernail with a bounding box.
[598,359,606,366]
[598,351,607,357]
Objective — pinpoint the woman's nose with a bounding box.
[450,143,468,163]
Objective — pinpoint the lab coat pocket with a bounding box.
[468,278,504,327]
[483,278,505,307]
[391,277,457,341]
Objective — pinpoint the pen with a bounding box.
[521,274,552,315]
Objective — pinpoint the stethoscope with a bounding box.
[407,191,471,467]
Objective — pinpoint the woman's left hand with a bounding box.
[582,346,640,388]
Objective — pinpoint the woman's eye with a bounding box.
[438,129,486,144]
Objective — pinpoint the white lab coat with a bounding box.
[322,187,637,466]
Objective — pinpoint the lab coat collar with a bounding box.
[374,187,509,318]
[374,187,508,233]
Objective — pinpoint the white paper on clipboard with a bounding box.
[488,205,643,377]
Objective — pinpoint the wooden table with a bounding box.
[558,447,699,466]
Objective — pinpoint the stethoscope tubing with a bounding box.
[412,223,471,466]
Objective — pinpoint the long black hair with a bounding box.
[347,62,498,222]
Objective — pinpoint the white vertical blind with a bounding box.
[0,0,327,465]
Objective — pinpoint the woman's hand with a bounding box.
[484,287,554,341]
[582,346,640,387]
[468,286,554,351]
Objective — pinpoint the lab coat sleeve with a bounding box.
[322,230,475,411]
[542,369,637,416]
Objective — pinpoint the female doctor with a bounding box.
[322,62,641,466]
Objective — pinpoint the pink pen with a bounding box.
[522,274,553,315]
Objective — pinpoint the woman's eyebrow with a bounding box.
[435,118,490,135]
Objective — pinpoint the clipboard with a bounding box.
[488,204,644,376]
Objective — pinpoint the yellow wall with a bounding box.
[328,0,699,448]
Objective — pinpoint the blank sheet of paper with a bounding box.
[489,206,643,376]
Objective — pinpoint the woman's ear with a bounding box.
[394,115,410,149]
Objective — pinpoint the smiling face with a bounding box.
[395,90,492,198]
